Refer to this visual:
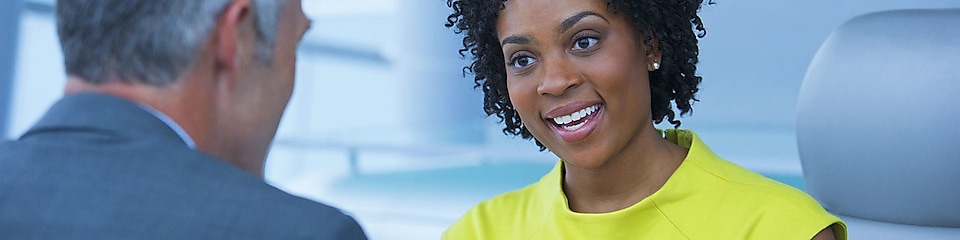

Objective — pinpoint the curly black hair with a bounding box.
[446,0,712,149]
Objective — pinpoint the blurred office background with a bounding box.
[3,0,958,239]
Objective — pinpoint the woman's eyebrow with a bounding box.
[501,35,533,46]
[559,11,606,34]
[500,11,606,47]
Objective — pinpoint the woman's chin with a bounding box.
[556,149,610,171]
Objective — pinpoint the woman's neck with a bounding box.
[562,127,688,213]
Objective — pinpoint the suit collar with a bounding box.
[20,93,188,147]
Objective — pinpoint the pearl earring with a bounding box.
[652,61,661,70]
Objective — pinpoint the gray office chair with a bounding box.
[797,9,960,239]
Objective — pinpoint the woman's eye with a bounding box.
[572,37,598,50]
[510,56,537,68]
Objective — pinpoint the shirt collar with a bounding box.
[135,103,197,149]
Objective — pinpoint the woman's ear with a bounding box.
[645,37,662,72]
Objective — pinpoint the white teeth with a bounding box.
[562,120,587,131]
[551,105,599,126]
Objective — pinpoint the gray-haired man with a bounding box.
[0,0,367,239]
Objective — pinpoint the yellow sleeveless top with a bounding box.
[443,129,846,239]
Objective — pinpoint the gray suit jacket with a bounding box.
[0,93,367,239]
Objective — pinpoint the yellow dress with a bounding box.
[443,129,846,240]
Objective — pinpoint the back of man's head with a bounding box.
[55,0,283,86]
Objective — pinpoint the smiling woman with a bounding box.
[444,0,846,239]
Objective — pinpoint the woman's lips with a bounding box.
[546,104,603,142]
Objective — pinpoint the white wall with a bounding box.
[688,0,960,130]
[8,11,65,139]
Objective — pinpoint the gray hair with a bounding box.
[56,0,285,86]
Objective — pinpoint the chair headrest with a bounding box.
[797,8,960,227]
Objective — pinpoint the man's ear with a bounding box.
[645,37,662,72]
[214,0,253,80]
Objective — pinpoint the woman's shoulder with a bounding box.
[664,129,845,239]
[669,129,825,206]
[442,163,561,239]
[470,181,545,217]
[678,132,826,211]
[688,156,831,215]
[690,159,846,239]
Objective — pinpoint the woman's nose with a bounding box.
[536,56,583,97]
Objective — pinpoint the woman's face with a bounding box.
[497,0,658,169]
